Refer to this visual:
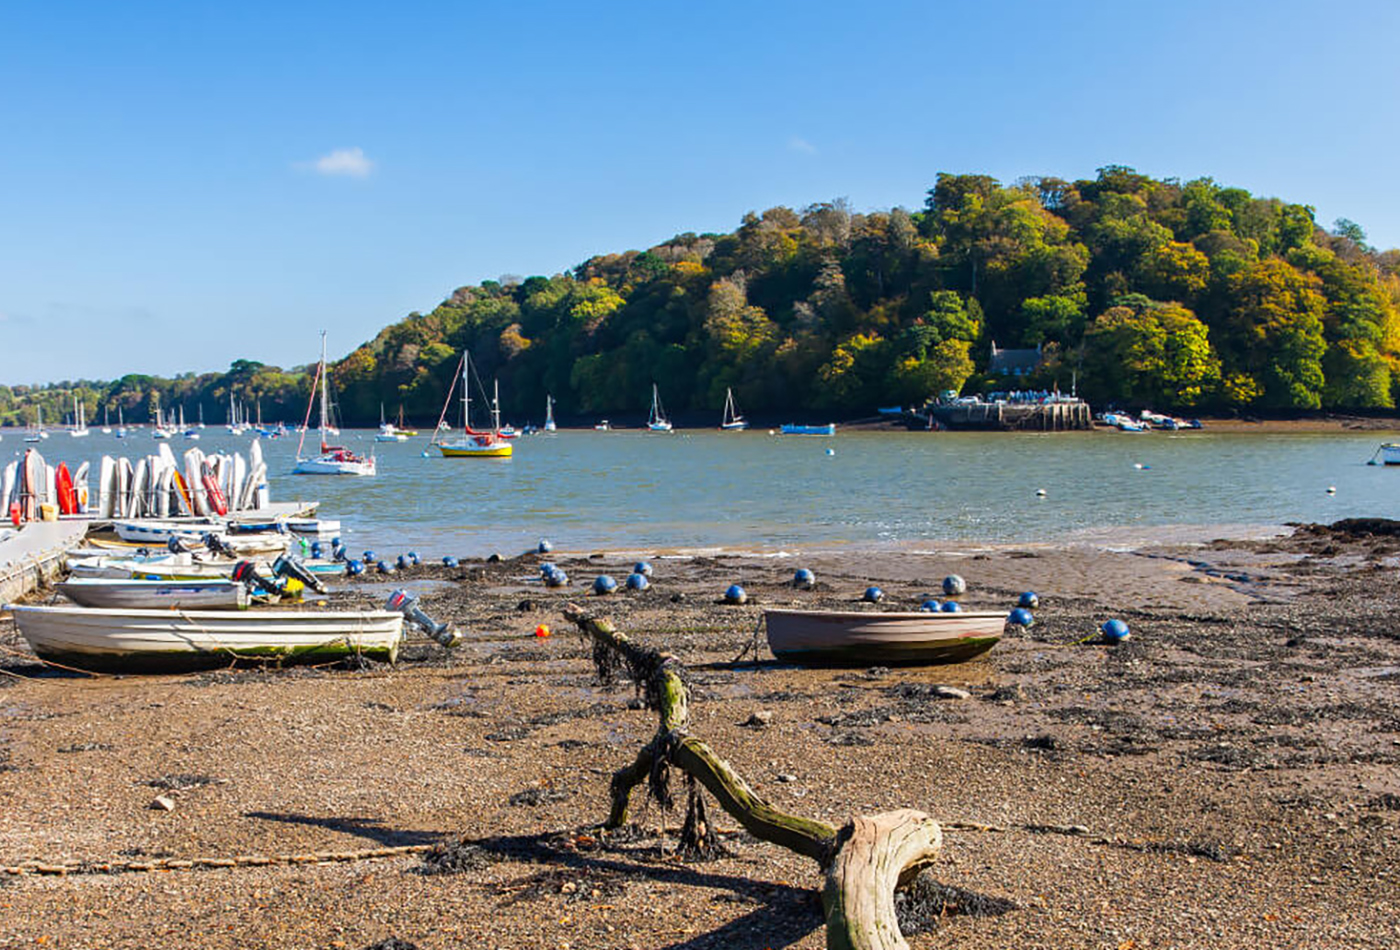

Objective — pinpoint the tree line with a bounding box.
[6,166,1400,428]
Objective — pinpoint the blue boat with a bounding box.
[780,423,836,436]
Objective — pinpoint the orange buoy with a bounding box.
[535,624,551,638]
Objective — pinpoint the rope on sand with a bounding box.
[2,844,434,877]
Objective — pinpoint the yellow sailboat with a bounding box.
[432,351,513,459]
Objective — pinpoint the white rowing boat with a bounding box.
[6,604,404,672]
[58,578,250,610]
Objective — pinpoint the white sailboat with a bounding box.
[720,387,748,431]
[292,332,377,476]
[24,406,48,442]
[647,383,673,432]
[544,394,557,432]
[70,394,90,437]
[151,393,175,439]
[375,403,408,442]
[101,405,112,435]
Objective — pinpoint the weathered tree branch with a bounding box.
[564,603,943,950]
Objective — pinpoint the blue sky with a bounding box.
[3,0,1398,384]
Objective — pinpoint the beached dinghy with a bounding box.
[6,605,404,672]
[58,577,250,610]
[763,608,1005,666]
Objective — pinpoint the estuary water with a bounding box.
[20,427,1400,556]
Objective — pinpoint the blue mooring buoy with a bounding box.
[724,584,747,605]
[793,568,816,589]
[408,551,420,565]
[345,559,365,577]
[310,541,323,559]
[1101,618,1130,643]
[592,575,618,596]
[376,560,393,574]
[1008,607,1034,627]
[362,550,376,563]
[1018,591,1039,609]
[943,574,966,596]
[538,538,554,554]
[920,599,942,612]
[939,601,962,613]
[626,572,650,591]
[396,554,409,570]
[633,561,654,577]
[863,586,884,603]
[543,569,568,588]
[442,556,459,568]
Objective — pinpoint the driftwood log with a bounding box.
[564,604,943,950]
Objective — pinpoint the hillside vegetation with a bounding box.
[6,166,1400,427]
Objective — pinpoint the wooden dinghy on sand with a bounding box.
[763,607,1005,666]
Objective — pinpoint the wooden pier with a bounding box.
[910,400,1093,432]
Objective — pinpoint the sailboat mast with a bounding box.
[493,379,501,432]
[462,353,471,430]
[318,331,330,440]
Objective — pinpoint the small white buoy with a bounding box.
[1133,463,1144,470]
[1326,486,1337,495]
[826,448,835,456]
[1035,488,1047,497]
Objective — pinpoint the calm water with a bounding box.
[15,427,1400,556]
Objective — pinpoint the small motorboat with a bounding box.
[6,604,405,672]
[763,608,1005,666]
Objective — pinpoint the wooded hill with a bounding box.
[7,166,1400,427]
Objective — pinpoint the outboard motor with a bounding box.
[201,532,235,559]
[386,589,459,648]
[231,559,283,597]
[272,554,328,595]
[166,536,190,555]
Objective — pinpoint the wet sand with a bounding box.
[1,525,1398,949]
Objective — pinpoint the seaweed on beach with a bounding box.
[363,939,420,950]
[418,838,497,875]
[894,872,1020,934]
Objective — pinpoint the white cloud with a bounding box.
[305,147,374,178]
[788,137,817,155]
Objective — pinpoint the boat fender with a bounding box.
[942,575,966,596]
[387,589,459,648]
[537,538,554,554]
[592,575,618,596]
[442,556,459,568]
[863,586,883,603]
[633,560,654,577]
[1018,591,1039,609]
[1008,608,1034,627]
[274,554,328,594]
[724,584,747,605]
[939,601,962,613]
[793,568,816,589]
[920,599,941,612]
[345,559,366,577]
[1101,619,1130,643]
[625,572,649,591]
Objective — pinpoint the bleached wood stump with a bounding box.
[565,604,943,950]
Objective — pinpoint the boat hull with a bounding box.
[438,442,512,458]
[780,424,836,436]
[59,578,250,610]
[764,608,1003,666]
[291,456,377,476]
[6,605,403,672]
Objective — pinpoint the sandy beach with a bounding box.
[1,524,1398,949]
